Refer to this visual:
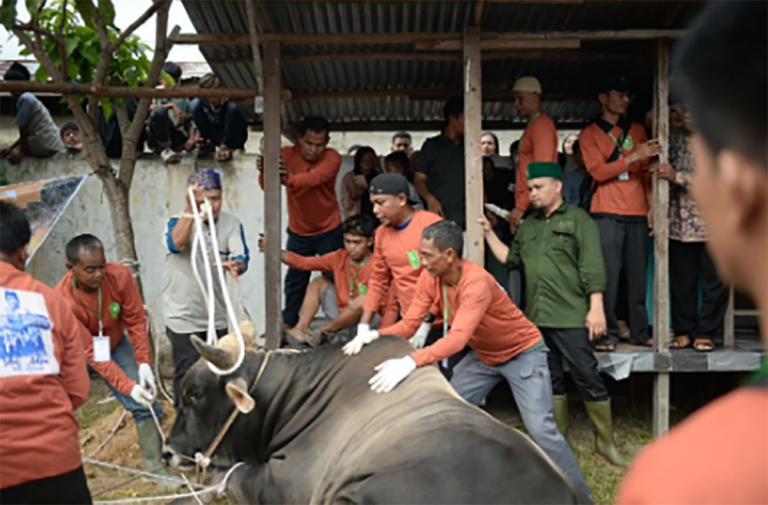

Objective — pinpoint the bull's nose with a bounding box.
[161,445,174,465]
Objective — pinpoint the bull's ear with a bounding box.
[225,377,255,414]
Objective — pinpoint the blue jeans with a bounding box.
[450,347,592,501]
[190,99,247,150]
[88,337,163,423]
[283,225,344,327]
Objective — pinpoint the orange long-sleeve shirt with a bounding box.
[285,249,399,323]
[515,112,558,212]
[617,387,768,505]
[579,121,652,216]
[363,210,443,316]
[55,263,146,395]
[0,262,90,489]
[259,145,342,236]
[381,261,542,367]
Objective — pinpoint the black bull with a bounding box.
[164,335,590,504]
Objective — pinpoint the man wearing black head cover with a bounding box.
[0,63,64,164]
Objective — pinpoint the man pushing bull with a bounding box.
[344,220,592,499]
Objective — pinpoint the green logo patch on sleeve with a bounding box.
[108,302,121,319]
[623,135,634,150]
[407,250,421,269]
[358,284,368,295]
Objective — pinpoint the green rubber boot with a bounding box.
[135,418,177,489]
[552,395,570,440]
[584,399,629,468]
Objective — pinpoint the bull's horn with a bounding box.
[191,335,236,371]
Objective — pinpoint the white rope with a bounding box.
[87,409,128,458]
[90,485,220,504]
[203,200,245,375]
[82,458,192,487]
[188,186,217,345]
[187,186,245,376]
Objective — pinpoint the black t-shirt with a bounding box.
[484,166,516,210]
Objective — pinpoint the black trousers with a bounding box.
[0,465,92,504]
[670,240,728,340]
[166,327,228,407]
[595,217,650,344]
[542,328,609,402]
[146,106,188,150]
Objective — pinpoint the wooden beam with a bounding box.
[464,28,485,266]
[213,49,634,64]
[0,81,262,99]
[419,38,581,51]
[263,41,282,351]
[289,87,593,102]
[474,0,486,26]
[245,0,265,93]
[485,0,582,3]
[652,39,671,438]
[724,286,735,349]
[169,29,686,46]
[249,119,592,132]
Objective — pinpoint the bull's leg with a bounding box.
[224,463,288,505]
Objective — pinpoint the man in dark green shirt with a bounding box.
[482,161,627,467]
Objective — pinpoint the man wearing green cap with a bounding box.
[481,161,627,467]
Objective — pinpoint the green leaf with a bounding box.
[25,0,41,17]
[1,0,17,30]
[74,0,95,26]
[101,98,112,121]
[64,36,78,56]
[97,0,113,26]
[34,65,48,82]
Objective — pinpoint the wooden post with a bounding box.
[652,39,671,438]
[263,42,282,350]
[463,28,484,265]
[724,286,735,349]
[245,0,265,93]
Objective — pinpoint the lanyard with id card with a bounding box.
[73,279,110,362]
[608,130,632,181]
[441,283,453,369]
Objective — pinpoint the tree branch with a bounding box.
[108,1,163,53]
[15,21,69,79]
[120,0,171,187]
[11,26,63,82]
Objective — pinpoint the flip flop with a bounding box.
[693,338,715,352]
[670,335,692,349]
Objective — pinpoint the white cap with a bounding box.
[512,76,542,94]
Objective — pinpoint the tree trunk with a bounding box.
[98,168,143,294]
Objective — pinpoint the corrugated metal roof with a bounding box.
[181,0,703,129]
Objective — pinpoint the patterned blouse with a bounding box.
[669,131,709,242]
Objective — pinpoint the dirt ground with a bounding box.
[78,371,742,504]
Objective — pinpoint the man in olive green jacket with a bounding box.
[481,161,627,467]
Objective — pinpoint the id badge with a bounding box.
[618,171,630,181]
[93,336,111,362]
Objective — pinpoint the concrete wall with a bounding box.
[1,154,291,350]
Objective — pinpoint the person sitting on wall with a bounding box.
[259,214,397,345]
[190,73,248,162]
[146,62,196,165]
[0,63,65,165]
[59,121,83,155]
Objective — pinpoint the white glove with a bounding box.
[342,324,379,356]
[369,356,417,394]
[410,321,431,350]
[138,363,157,399]
[130,384,154,407]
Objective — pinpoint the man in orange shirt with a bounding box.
[344,220,591,500]
[55,234,171,480]
[356,174,457,373]
[617,2,768,503]
[258,116,343,330]
[578,77,661,350]
[259,215,396,344]
[0,201,93,504]
[508,76,559,233]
